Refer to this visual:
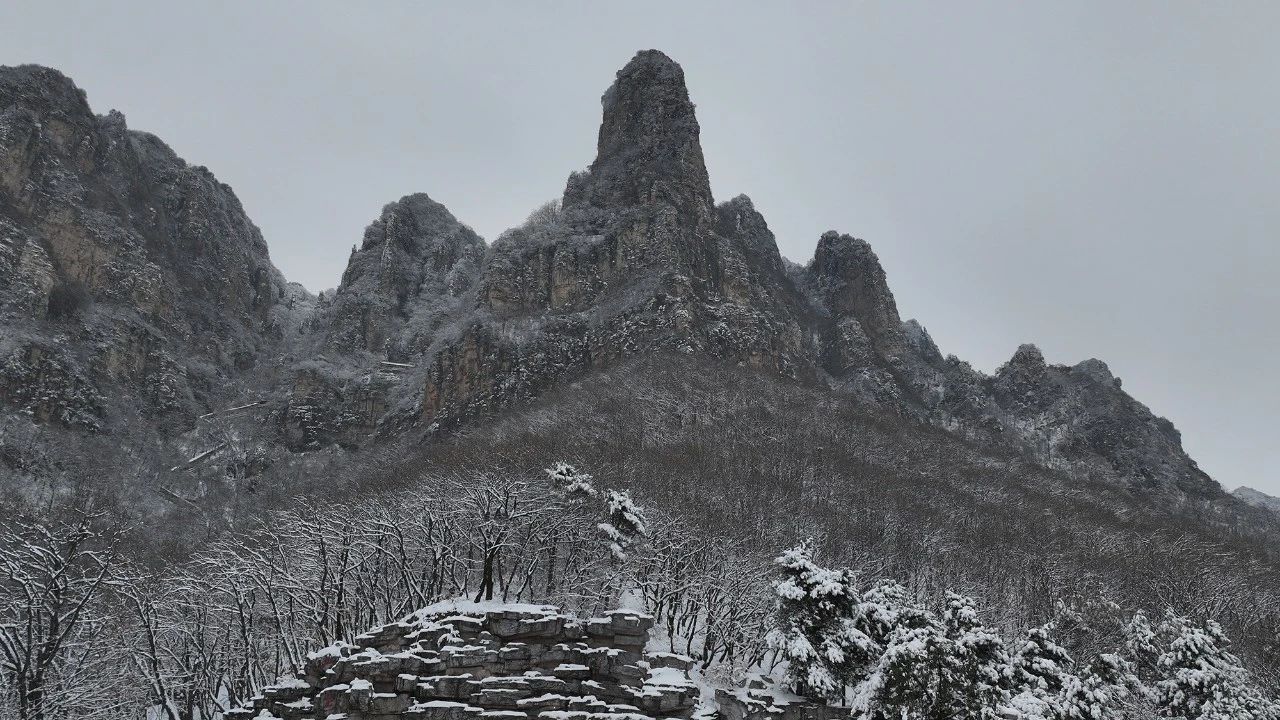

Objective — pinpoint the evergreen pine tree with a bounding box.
[852,621,947,720]
[1013,623,1074,698]
[545,461,597,498]
[847,581,948,719]
[599,489,647,560]
[767,542,874,702]
[1154,612,1278,720]
[1123,609,1161,684]
[1054,653,1138,720]
[937,592,1013,719]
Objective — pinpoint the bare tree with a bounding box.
[0,515,131,720]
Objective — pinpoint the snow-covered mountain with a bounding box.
[0,52,1221,500]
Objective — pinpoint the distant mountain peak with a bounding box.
[1234,486,1280,515]
[564,50,712,222]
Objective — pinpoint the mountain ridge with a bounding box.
[0,51,1224,511]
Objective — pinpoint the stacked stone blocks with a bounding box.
[224,601,699,720]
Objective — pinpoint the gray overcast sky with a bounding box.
[2,2,1276,495]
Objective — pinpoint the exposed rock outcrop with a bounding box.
[326,194,484,356]
[563,50,714,226]
[224,601,701,720]
[807,230,905,361]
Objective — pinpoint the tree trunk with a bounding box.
[474,547,497,602]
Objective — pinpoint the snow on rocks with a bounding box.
[714,681,844,720]
[222,599,697,720]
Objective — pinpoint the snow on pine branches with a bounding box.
[764,543,1277,720]
[601,489,648,561]
[767,541,873,702]
[546,460,598,498]
[1149,611,1277,720]
[546,462,648,561]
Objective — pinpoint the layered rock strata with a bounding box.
[224,601,701,720]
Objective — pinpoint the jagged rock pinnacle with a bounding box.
[808,231,904,351]
[1006,343,1047,370]
[328,193,484,353]
[563,50,713,221]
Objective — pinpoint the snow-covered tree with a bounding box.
[544,463,646,562]
[605,489,647,538]
[0,515,134,720]
[1153,611,1278,720]
[856,579,917,646]
[850,619,947,719]
[937,591,1012,718]
[1123,609,1161,683]
[767,542,874,702]
[1053,652,1138,720]
[848,589,1014,720]
[545,461,597,498]
[599,489,647,561]
[1013,623,1074,698]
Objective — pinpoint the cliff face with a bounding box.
[0,64,289,435]
[0,53,1222,499]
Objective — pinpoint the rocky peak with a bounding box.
[807,231,904,353]
[1,65,94,208]
[479,51,728,318]
[326,193,483,354]
[1002,343,1047,373]
[715,195,784,274]
[1234,486,1280,515]
[0,64,92,129]
[992,343,1054,405]
[1072,357,1117,386]
[562,49,713,224]
[353,194,473,258]
[902,319,943,364]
